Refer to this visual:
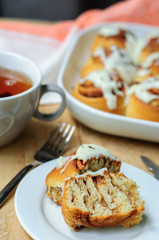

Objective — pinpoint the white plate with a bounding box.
[15,159,159,240]
[58,22,159,142]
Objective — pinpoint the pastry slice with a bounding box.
[62,169,145,231]
[46,144,121,205]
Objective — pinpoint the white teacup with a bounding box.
[0,51,66,147]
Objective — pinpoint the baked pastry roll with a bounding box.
[137,31,159,62]
[136,52,159,82]
[46,144,121,205]
[81,46,137,85]
[91,25,136,55]
[126,77,159,121]
[73,69,126,115]
[80,48,109,78]
[62,169,145,231]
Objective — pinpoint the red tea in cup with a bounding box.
[0,67,32,98]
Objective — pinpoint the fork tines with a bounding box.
[44,122,75,157]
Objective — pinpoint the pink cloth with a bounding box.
[0,0,159,42]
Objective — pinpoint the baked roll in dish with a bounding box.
[81,46,137,85]
[62,169,145,231]
[91,25,136,55]
[126,77,159,122]
[73,69,126,115]
[72,25,159,121]
[137,31,159,63]
[46,144,121,205]
[80,48,109,78]
[136,52,159,83]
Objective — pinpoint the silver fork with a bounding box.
[0,122,75,206]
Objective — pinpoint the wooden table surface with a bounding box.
[0,105,159,240]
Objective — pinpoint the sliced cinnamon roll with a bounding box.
[91,25,136,55]
[73,69,126,115]
[62,170,144,231]
[126,77,159,122]
[81,46,137,85]
[46,144,121,205]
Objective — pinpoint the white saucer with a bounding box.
[15,160,159,240]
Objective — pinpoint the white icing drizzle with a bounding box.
[56,144,119,171]
[134,31,159,62]
[60,155,76,175]
[131,39,144,63]
[93,47,108,63]
[64,217,70,224]
[137,52,159,77]
[83,69,124,110]
[93,46,137,85]
[98,25,136,57]
[137,68,150,77]
[64,167,108,183]
[125,32,137,59]
[142,52,159,68]
[140,30,159,49]
[98,26,120,37]
[56,155,75,169]
[127,77,159,103]
[75,144,118,162]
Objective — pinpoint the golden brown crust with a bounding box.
[91,30,127,53]
[46,157,79,205]
[81,57,104,78]
[139,38,159,62]
[136,61,159,83]
[126,93,159,122]
[46,157,79,189]
[135,73,151,83]
[72,83,126,115]
[135,66,152,83]
[81,49,112,78]
[62,206,144,231]
[150,60,159,76]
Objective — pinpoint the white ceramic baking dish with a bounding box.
[58,22,159,142]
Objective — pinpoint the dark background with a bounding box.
[0,0,123,21]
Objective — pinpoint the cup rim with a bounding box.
[0,51,42,101]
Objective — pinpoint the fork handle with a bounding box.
[0,164,33,206]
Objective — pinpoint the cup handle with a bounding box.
[34,84,66,121]
[0,113,15,136]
